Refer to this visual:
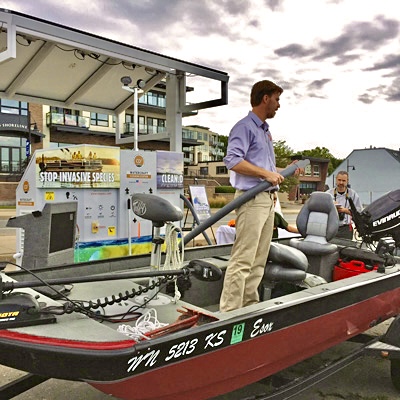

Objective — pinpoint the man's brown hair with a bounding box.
[336,171,349,177]
[251,80,283,107]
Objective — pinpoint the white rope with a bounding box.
[117,308,168,341]
[162,222,184,302]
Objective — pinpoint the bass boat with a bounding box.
[0,163,400,400]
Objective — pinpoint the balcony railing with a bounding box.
[46,112,90,128]
[210,141,224,147]
[123,122,167,135]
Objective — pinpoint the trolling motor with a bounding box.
[0,269,56,329]
[130,193,183,305]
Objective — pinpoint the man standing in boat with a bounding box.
[220,80,286,312]
[326,171,363,240]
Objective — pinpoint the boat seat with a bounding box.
[289,192,339,282]
[131,193,183,227]
[260,242,308,300]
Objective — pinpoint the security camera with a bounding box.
[120,76,132,86]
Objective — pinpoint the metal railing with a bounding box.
[46,113,90,128]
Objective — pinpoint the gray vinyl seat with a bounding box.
[260,242,308,300]
[131,193,183,226]
[289,191,339,282]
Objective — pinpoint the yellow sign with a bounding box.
[108,226,116,236]
[45,192,55,201]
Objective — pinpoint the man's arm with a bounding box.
[286,224,299,234]
[231,160,283,186]
[275,213,299,234]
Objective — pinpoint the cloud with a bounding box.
[358,77,400,103]
[274,44,314,58]
[274,15,399,64]
[315,15,399,60]
[308,79,331,90]
[365,54,400,72]
[2,0,400,158]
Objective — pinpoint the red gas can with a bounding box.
[333,259,378,281]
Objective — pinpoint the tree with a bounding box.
[218,135,228,159]
[299,147,343,175]
[273,140,298,193]
[274,140,294,168]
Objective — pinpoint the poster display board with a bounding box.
[188,185,211,222]
[35,145,120,189]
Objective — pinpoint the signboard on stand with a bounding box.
[189,185,211,222]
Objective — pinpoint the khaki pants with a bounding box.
[220,191,274,312]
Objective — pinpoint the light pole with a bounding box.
[346,159,355,173]
[346,159,355,188]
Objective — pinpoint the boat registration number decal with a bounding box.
[128,317,276,374]
[231,322,245,344]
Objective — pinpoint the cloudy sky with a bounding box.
[3,0,400,158]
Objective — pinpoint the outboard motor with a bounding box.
[350,189,400,247]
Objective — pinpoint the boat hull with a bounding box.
[89,285,400,400]
[1,270,400,399]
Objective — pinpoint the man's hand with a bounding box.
[264,171,284,186]
[231,160,284,185]
[290,160,303,176]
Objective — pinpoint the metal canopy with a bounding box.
[0,8,229,148]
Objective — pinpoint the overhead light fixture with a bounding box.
[137,79,146,89]
[120,76,133,86]
[120,76,146,93]
[122,62,136,70]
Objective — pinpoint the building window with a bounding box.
[0,99,28,115]
[90,112,109,127]
[313,165,320,177]
[147,117,166,134]
[182,128,195,140]
[0,136,27,174]
[304,164,312,176]
[299,182,317,195]
[49,107,84,126]
[140,91,166,108]
[216,166,228,174]
[200,166,208,176]
[139,116,146,134]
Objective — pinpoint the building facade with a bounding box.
[0,92,226,204]
[186,157,330,202]
[326,147,400,206]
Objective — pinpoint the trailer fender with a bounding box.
[383,315,400,348]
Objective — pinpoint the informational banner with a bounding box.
[156,151,184,189]
[189,185,211,222]
[35,145,120,189]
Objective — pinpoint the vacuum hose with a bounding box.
[182,159,310,246]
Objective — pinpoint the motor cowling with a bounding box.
[352,189,400,246]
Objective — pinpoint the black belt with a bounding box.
[237,188,277,193]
